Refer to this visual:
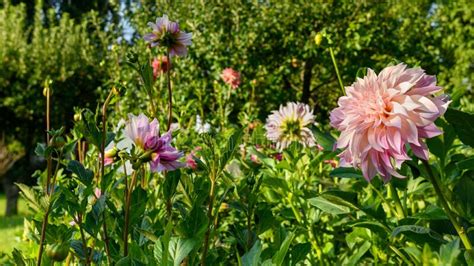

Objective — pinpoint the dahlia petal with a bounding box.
[418,124,442,138]
[410,141,429,160]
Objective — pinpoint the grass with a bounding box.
[0,193,28,254]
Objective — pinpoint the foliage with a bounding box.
[0,0,473,265]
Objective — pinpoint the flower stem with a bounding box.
[38,84,52,266]
[201,177,216,265]
[388,183,406,219]
[329,47,345,95]
[124,171,137,256]
[166,52,173,131]
[100,88,115,264]
[422,160,472,251]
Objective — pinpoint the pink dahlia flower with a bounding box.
[221,68,241,89]
[125,113,184,172]
[330,63,450,182]
[144,15,192,57]
[265,102,316,150]
[152,56,171,79]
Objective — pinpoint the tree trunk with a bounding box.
[301,59,314,103]
[3,173,19,216]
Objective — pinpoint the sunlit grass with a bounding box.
[0,194,28,254]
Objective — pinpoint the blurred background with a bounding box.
[0,0,472,253]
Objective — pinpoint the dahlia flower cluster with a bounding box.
[265,102,316,150]
[221,68,241,89]
[125,113,184,172]
[144,15,192,57]
[330,63,449,182]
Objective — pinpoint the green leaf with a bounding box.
[456,158,474,171]
[163,170,181,200]
[309,196,351,215]
[330,167,363,178]
[130,187,148,225]
[220,129,243,170]
[311,128,336,151]
[289,243,311,265]
[453,171,474,221]
[272,232,295,265]
[391,225,446,248]
[444,108,474,148]
[67,160,93,186]
[169,238,197,266]
[439,239,460,265]
[347,241,371,265]
[242,240,262,266]
[349,221,388,236]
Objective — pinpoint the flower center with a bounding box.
[281,119,302,138]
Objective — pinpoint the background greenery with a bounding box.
[0,0,473,264]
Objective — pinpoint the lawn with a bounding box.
[0,194,28,255]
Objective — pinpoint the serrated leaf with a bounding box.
[169,238,197,266]
[445,108,474,148]
[67,160,93,185]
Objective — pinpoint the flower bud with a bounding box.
[314,33,323,46]
[46,243,69,262]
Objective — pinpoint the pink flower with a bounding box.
[125,113,184,172]
[94,188,102,199]
[103,147,117,166]
[221,68,241,89]
[143,15,192,57]
[330,63,450,182]
[265,102,316,150]
[152,56,171,79]
[185,147,201,170]
[273,153,283,161]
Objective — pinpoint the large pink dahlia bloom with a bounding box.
[125,114,184,172]
[330,63,449,182]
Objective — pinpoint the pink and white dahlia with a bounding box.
[265,102,316,150]
[221,68,241,89]
[125,113,184,172]
[143,15,192,57]
[330,63,450,182]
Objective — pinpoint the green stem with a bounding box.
[38,84,52,266]
[422,160,472,251]
[201,177,216,265]
[329,47,345,95]
[124,171,138,256]
[389,245,413,265]
[388,183,406,219]
[166,52,173,131]
[369,182,398,218]
[100,88,115,264]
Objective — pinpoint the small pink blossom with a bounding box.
[103,147,117,166]
[330,63,449,182]
[317,144,324,151]
[250,154,260,164]
[221,68,241,89]
[152,56,171,79]
[273,153,283,161]
[185,147,202,170]
[94,188,102,199]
